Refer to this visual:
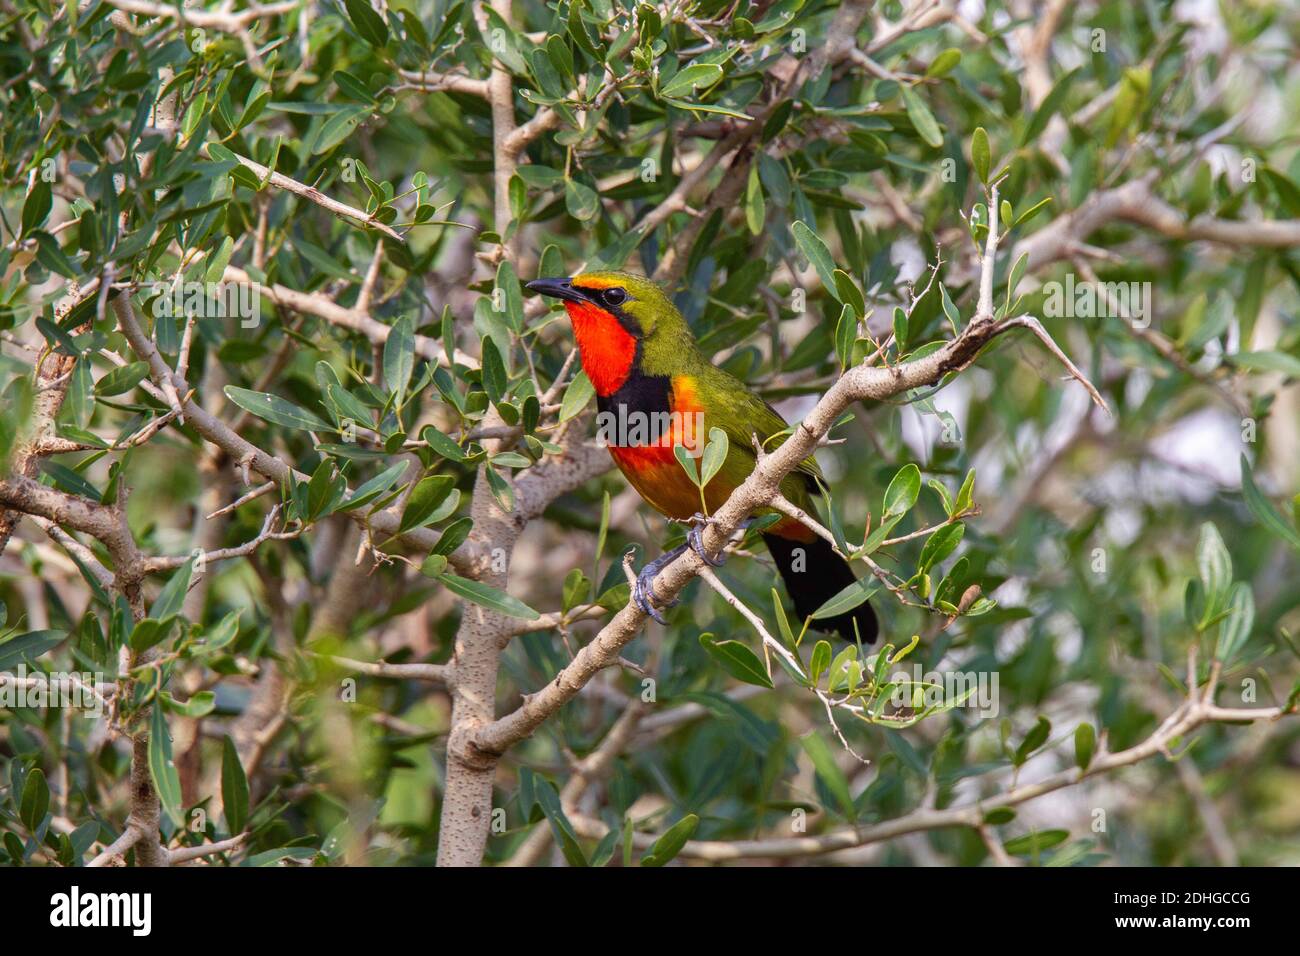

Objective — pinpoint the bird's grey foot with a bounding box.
[633,544,686,624]
[685,513,752,567]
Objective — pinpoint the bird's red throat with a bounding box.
[564,300,636,396]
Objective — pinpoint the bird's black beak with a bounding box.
[525,277,589,304]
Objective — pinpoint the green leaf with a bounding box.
[436,572,540,620]
[481,336,508,405]
[901,86,943,148]
[1022,68,1079,145]
[343,0,389,47]
[421,425,467,462]
[565,178,599,221]
[1005,251,1028,312]
[809,639,832,686]
[883,463,921,515]
[811,577,880,620]
[1240,455,1300,552]
[925,48,961,78]
[832,270,865,319]
[559,369,594,421]
[205,235,235,284]
[495,260,525,332]
[660,63,723,98]
[1003,829,1069,856]
[1014,716,1051,766]
[640,813,699,866]
[150,557,194,620]
[1215,582,1254,662]
[1195,522,1232,627]
[834,303,855,369]
[971,126,990,183]
[19,767,49,832]
[165,690,215,717]
[221,736,249,835]
[1074,722,1095,771]
[792,220,838,294]
[673,442,699,484]
[744,164,765,235]
[699,427,729,489]
[0,629,64,670]
[918,522,964,572]
[398,475,455,533]
[699,633,774,688]
[149,702,184,828]
[485,465,513,512]
[801,733,855,819]
[21,180,52,237]
[338,460,409,512]
[223,386,330,432]
[1228,350,1300,378]
[533,778,588,866]
[129,617,175,655]
[384,314,416,402]
[94,361,150,397]
[892,306,908,351]
[309,106,369,155]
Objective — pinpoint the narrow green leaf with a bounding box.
[640,813,699,866]
[699,633,774,688]
[1215,582,1254,662]
[0,629,64,670]
[398,475,455,533]
[660,63,723,98]
[384,314,416,402]
[1240,455,1300,551]
[1014,716,1051,766]
[901,86,943,148]
[801,733,856,819]
[19,768,49,832]
[791,220,838,294]
[971,126,990,183]
[149,703,184,828]
[436,572,539,620]
[811,578,880,620]
[1196,522,1232,627]
[1074,722,1096,771]
[223,386,330,432]
[221,736,249,835]
[149,557,194,620]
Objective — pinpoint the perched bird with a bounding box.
[527,271,878,644]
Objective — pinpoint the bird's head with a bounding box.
[525,271,683,339]
[526,271,692,394]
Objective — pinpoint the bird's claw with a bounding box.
[687,521,726,566]
[633,544,686,624]
[684,512,752,567]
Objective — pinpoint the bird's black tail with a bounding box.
[763,533,879,644]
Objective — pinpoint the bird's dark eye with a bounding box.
[603,288,627,306]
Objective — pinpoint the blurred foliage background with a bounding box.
[0,0,1298,867]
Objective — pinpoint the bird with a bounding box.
[526,271,879,644]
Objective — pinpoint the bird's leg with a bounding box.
[684,513,751,567]
[633,544,687,624]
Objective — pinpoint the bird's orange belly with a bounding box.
[608,444,730,520]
